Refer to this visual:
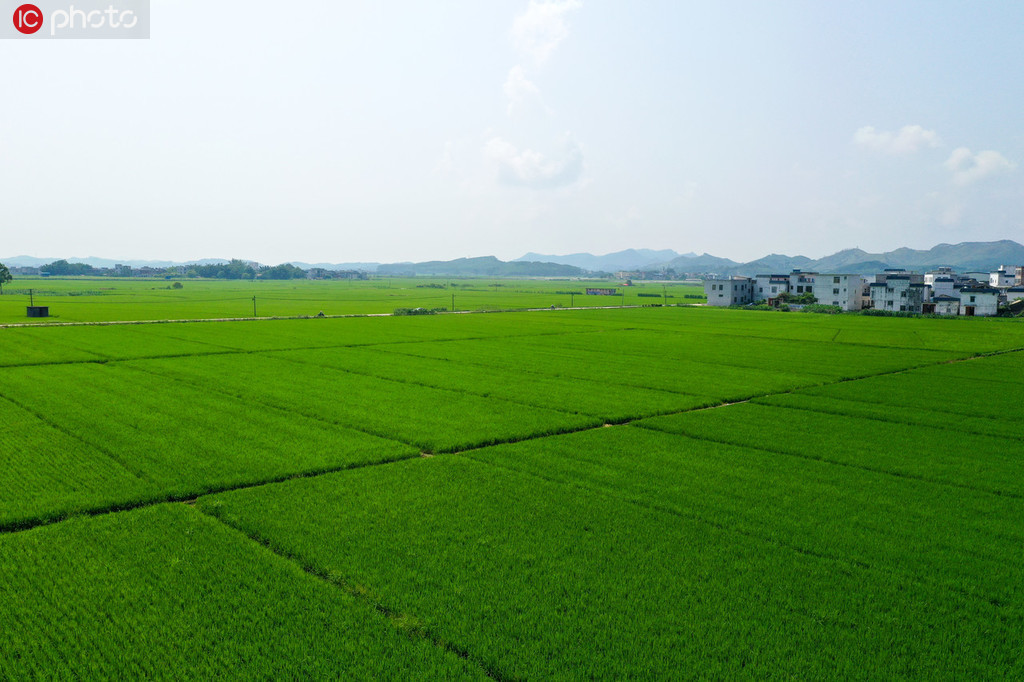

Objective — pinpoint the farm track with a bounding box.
[3,343,1020,538]
[0,303,661,330]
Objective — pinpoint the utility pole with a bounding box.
[252,296,257,318]
[29,289,34,306]
[451,293,455,312]
[570,292,574,307]
[663,284,667,306]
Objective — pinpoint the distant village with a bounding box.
[703,266,1024,317]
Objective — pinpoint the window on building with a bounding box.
[970,295,976,302]
[771,286,777,294]
[796,285,803,293]
[832,288,839,295]
[901,291,907,298]
[833,277,840,284]
[900,305,906,311]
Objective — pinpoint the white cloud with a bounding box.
[483,135,583,189]
[503,66,546,117]
[944,147,1015,185]
[511,0,583,65]
[853,125,940,154]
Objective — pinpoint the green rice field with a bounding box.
[1,297,1022,678]
[0,276,702,324]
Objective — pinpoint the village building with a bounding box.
[928,276,957,299]
[814,274,865,310]
[930,295,961,316]
[703,277,754,306]
[869,276,925,313]
[990,269,1017,288]
[959,286,1000,317]
[753,274,790,304]
[923,267,955,286]
[876,269,924,285]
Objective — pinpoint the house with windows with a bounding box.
[703,277,754,306]
[959,286,1000,316]
[751,271,866,310]
[815,274,866,310]
[869,275,926,313]
[752,274,791,305]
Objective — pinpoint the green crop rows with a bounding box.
[0,276,705,324]
[1,305,1022,678]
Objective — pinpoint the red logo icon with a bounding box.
[13,4,43,34]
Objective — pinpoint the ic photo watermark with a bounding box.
[5,0,148,38]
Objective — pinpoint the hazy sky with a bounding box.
[3,1,1024,264]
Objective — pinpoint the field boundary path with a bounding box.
[0,303,683,329]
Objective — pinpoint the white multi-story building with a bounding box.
[815,274,866,311]
[703,277,754,306]
[990,269,1016,288]
[996,265,1023,284]
[869,276,926,313]
[753,274,791,303]
[753,271,865,310]
[959,287,1000,317]
[788,271,818,298]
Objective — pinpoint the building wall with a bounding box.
[704,278,754,306]
[816,274,864,310]
[990,271,1016,287]
[753,275,790,302]
[933,299,960,316]
[1005,287,1024,302]
[869,278,924,313]
[930,278,956,299]
[959,290,1000,316]
[787,272,818,298]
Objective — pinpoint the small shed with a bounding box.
[26,306,50,318]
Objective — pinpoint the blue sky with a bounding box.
[2,1,1023,263]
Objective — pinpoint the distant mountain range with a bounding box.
[4,240,1023,277]
[0,256,231,269]
[514,249,692,273]
[376,256,583,277]
[520,240,1024,276]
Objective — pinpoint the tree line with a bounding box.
[3,259,366,281]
